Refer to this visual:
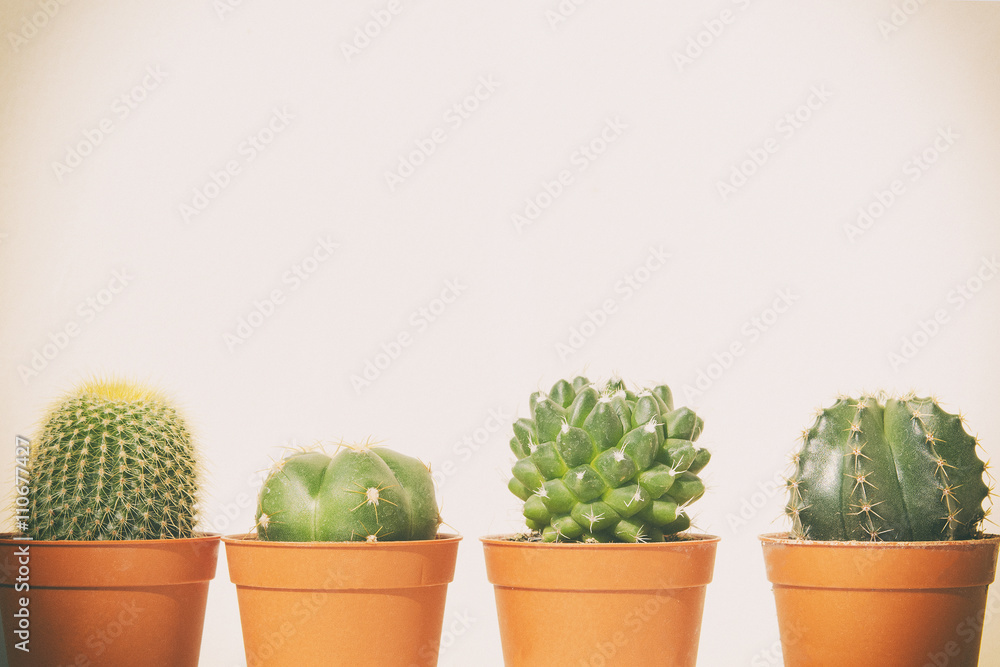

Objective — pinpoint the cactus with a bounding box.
[255,445,441,542]
[507,377,711,543]
[787,394,991,541]
[28,379,200,541]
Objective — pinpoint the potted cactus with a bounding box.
[481,376,720,667]
[760,394,999,666]
[0,379,219,667]
[223,443,460,667]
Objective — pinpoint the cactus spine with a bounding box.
[507,376,711,543]
[28,379,200,541]
[256,445,441,542]
[787,395,991,541]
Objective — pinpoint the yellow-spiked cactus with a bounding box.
[507,377,711,543]
[255,445,441,542]
[28,379,200,540]
[787,394,991,541]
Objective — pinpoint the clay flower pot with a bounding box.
[482,534,720,667]
[760,533,1000,666]
[223,533,461,667]
[0,532,220,667]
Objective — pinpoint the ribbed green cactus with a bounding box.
[787,394,991,541]
[507,377,711,543]
[255,445,441,542]
[28,379,200,541]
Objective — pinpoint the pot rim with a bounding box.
[222,532,462,547]
[480,532,720,548]
[0,531,220,546]
[0,532,220,588]
[223,533,461,590]
[759,532,1000,548]
[760,532,1000,589]
[482,532,720,590]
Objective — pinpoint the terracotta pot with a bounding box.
[481,534,720,667]
[0,532,220,667]
[223,533,461,667]
[760,533,1000,667]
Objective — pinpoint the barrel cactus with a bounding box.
[255,445,441,542]
[507,377,711,543]
[787,394,991,541]
[29,379,200,541]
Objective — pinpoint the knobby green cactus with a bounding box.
[255,445,441,542]
[787,394,992,541]
[28,379,200,541]
[507,377,711,543]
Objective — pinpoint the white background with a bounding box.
[2,1,1000,665]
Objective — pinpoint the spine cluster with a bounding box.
[507,376,711,543]
[255,445,441,543]
[29,380,199,541]
[787,394,991,542]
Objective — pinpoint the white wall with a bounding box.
[2,1,999,665]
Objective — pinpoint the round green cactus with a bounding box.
[28,379,200,541]
[787,394,992,541]
[507,377,711,543]
[255,445,441,542]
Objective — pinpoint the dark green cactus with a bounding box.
[256,445,441,542]
[787,394,991,541]
[507,377,711,543]
[28,379,200,540]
